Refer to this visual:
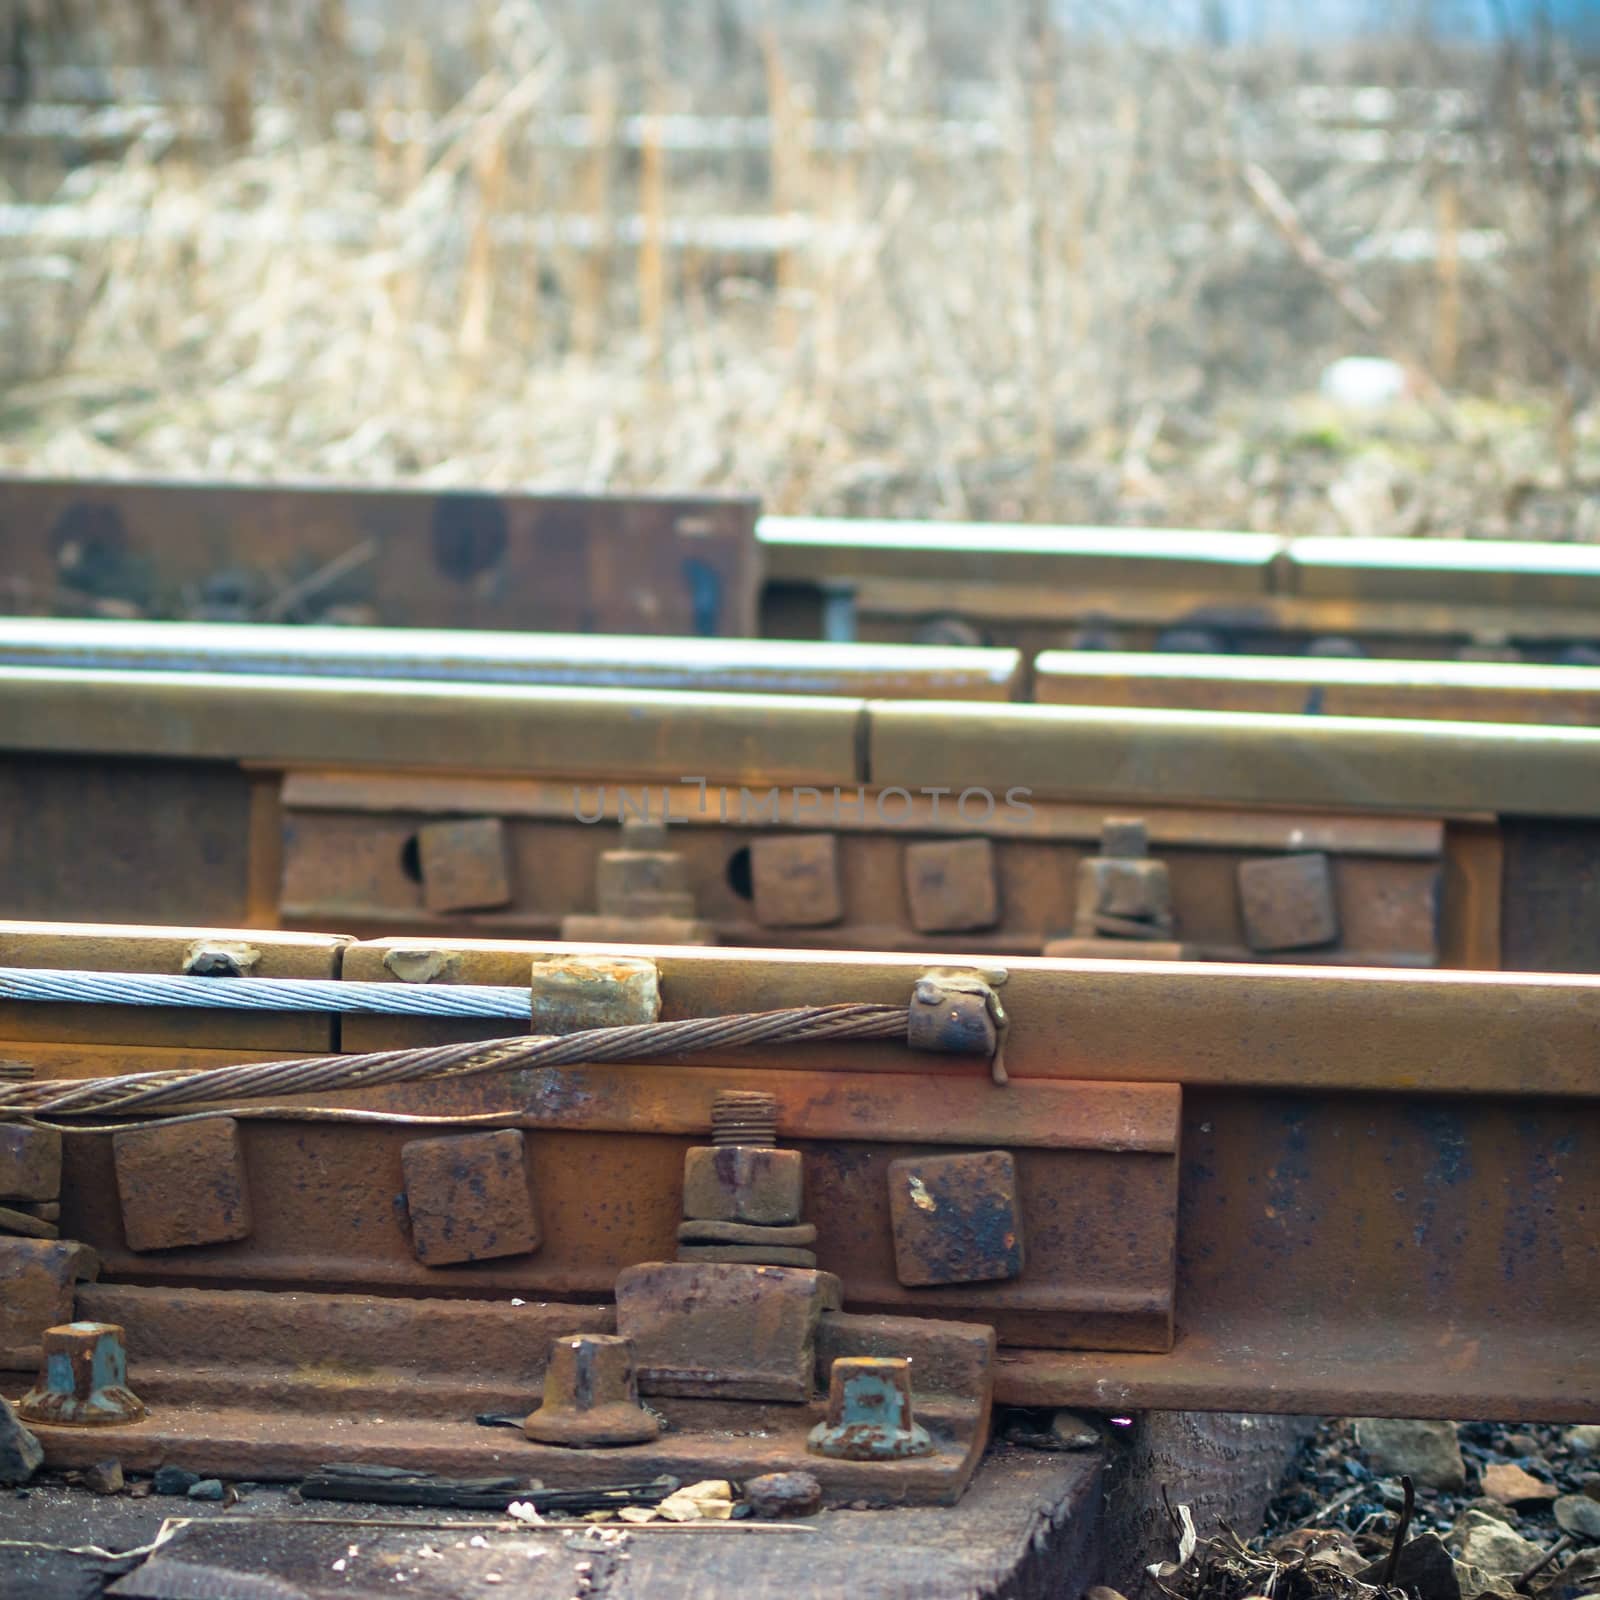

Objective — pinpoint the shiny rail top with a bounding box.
[8,663,1600,816]
[1034,650,1600,725]
[0,618,1021,701]
[762,515,1600,609]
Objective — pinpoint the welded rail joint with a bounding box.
[907,967,1010,1085]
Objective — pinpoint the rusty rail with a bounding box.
[0,923,1594,1430]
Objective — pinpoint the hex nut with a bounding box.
[401,1129,540,1266]
[113,1118,252,1253]
[682,1146,802,1226]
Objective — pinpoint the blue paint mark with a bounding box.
[1303,687,1326,715]
[683,558,724,636]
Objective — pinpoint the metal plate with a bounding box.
[0,477,761,636]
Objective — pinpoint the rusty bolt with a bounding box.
[523,1333,660,1448]
[17,1321,146,1428]
[710,1090,779,1148]
[681,1146,803,1226]
[807,1356,933,1461]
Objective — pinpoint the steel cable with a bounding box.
[1,1001,910,1123]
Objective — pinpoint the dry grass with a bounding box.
[0,1,1597,537]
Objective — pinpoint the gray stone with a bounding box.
[0,1395,41,1487]
[1049,1411,1106,1450]
[1456,1562,1520,1600]
[186,1478,225,1502]
[1356,1418,1467,1491]
[1555,1496,1600,1540]
[152,1465,199,1496]
[744,1471,822,1519]
[1358,1533,1460,1600]
[1461,1498,1520,1527]
[1538,1551,1600,1600]
[1567,1427,1600,1457]
[1453,1510,1545,1579]
[83,1459,122,1495]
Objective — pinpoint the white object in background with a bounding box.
[1319,356,1408,408]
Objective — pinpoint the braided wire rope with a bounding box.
[1,1001,910,1123]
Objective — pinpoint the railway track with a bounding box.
[0,648,1594,971]
[6,474,1600,662]
[2,480,1596,1594]
[10,912,1584,1593]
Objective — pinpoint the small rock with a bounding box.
[1462,1499,1521,1527]
[1506,1434,1542,1458]
[1579,1476,1600,1502]
[1357,1533,1460,1600]
[1454,1511,1545,1578]
[1484,1464,1559,1506]
[0,1397,41,1488]
[1048,1411,1105,1450]
[1456,1561,1520,1600]
[1539,1551,1600,1600]
[744,1471,822,1520]
[1087,1588,1131,1600]
[1358,1418,1467,1491]
[153,1465,199,1496]
[1309,1548,1369,1577]
[1555,1497,1600,1540]
[187,1478,225,1502]
[84,1459,123,1495]
[1567,1428,1600,1457]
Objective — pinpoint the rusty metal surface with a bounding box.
[0,475,760,636]
[18,1293,995,1505]
[16,1320,144,1427]
[996,1084,1597,1420]
[0,1238,98,1372]
[617,1261,841,1401]
[112,1117,253,1253]
[0,755,254,927]
[904,839,999,934]
[2,925,1597,1419]
[1500,819,1600,974]
[0,1124,59,1202]
[0,616,1024,701]
[1236,853,1340,952]
[887,1151,1024,1288]
[277,788,1445,966]
[522,1331,661,1446]
[400,1129,541,1266]
[1034,650,1600,724]
[416,818,513,913]
[334,936,1596,1095]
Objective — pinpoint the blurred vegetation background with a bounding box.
[0,0,1597,538]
